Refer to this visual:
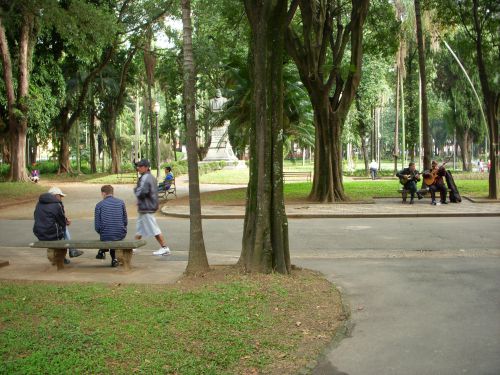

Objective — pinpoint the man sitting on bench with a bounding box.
[158,166,174,193]
[396,162,423,204]
[95,185,128,267]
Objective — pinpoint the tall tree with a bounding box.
[414,0,431,170]
[181,0,210,274]
[432,0,499,199]
[240,0,293,274]
[0,2,36,181]
[285,0,370,202]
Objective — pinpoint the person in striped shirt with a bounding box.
[94,185,128,267]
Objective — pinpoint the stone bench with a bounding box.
[29,239,147,270]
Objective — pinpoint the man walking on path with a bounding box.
[134,159,171,256]
[94,185,128,267]
[33,187,83,264]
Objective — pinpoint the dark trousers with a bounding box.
[404,181,418,199]
[429,183,447,202]
[98,249,116,260]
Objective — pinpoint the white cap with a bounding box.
[48,187,66,196]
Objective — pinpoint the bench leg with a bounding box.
[47,248,67,270]
[116,249,132,271]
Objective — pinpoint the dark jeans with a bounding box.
[98,249,116,260]
[370,168,377,180]
[403,180,418,199]
[429,183,447,202]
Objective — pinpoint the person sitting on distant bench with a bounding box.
[396,162,423,204]
[158,166,174,192]
[30,163,40,183]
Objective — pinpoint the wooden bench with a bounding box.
[283,171,312,182]
[29,239,147,270]
[117,172,137,184]
[158,178,177,200]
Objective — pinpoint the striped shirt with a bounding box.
[94,195,128,241]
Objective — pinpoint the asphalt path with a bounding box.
[0,182,499,374]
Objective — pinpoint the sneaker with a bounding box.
[96,250,106,260]
[69,249,84,258]
[441,201,448,204]
[431,201,437,206]
[153,247,171,256]
[417,193,423,200]
[111,259,119,267]
[409,199,414,205]
[64,258,70,264]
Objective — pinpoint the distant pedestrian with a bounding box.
[94,185,128,267]
[134,159,171,256]
[33,187,83,264]
[369,160,378,180]
[479,159,484,173]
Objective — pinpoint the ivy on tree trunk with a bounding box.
[239,0,292,274]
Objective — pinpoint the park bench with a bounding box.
[117,172,137,184]
[158,178,177,200]
[283,171,312,182]
[398,186,452,203]
[29,239,147,271]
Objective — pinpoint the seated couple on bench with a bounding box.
[397,161,461,205]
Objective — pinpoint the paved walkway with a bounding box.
[161,196,500,219]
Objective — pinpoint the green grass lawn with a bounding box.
[197,178,490,204]
[0,269,343,375]
[0,182,46,204]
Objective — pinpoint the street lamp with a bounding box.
[153,101,160,178]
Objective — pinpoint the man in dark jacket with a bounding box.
[396,162,423,204]
[95,185,128,267]
[134,159,171,256]
[33,187,83,263]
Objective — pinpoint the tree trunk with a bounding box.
[0,13,33,181]
[471,0,498,199]
[104,109,120,174]
[182,0,210,275]
[240,0,290,274]
[414,0,431,170]
[89,102,97,173]
[394,66,400,173]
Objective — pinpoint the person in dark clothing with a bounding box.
[396,162,423,204]
[426,160,448,205]
[95,185,128,267]
[33,187,83,264]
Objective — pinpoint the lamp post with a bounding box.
[153,101,160,178]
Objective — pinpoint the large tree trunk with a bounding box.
[286,0,369,202]
[104,109,120,174]
[182,0,210,275]
[471,0,498,199]
[0,12,33,181]
[414,0,431,170]
[240,0,290,274]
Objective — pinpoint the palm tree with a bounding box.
[181,0,210,274]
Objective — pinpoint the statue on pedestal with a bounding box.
[203,89,238,162]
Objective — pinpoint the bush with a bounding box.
[159,160,226,178]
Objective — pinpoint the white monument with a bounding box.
[203,89,238,162]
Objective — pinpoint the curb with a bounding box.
[161,211,500,219]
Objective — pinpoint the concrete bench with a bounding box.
[398,187,452,203]
[283,171,312,182]
[29,239,147,270]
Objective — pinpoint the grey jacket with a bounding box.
[134,171,159,213]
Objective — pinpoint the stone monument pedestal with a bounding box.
[203,123,238,162]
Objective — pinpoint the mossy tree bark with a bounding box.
[239,0,292,274]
